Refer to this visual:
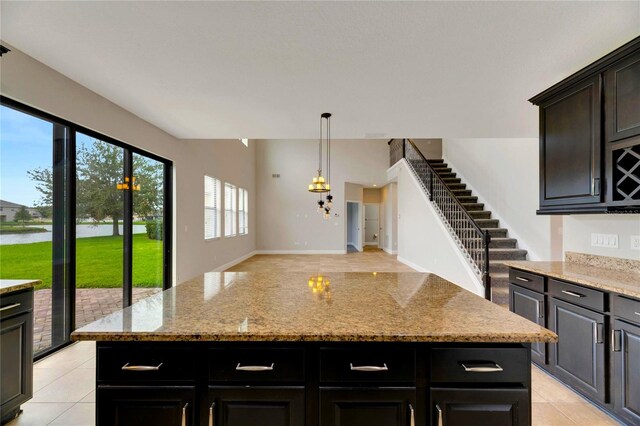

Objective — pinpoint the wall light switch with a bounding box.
[591,233,619,248]
[631,235,640,251]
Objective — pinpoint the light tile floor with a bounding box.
[8,252,623,425]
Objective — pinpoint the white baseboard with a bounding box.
[382,247,397,255]
[212,251,257,272]
[254,249,347,255]
[364,242,379,246]
[397,256,431,273]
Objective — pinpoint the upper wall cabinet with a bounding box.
[531,36,640,214]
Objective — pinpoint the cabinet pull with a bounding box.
[436,404,443,426]
[461,362,503,372]
[635,312,640,317]
[537,300,544,319]
[611,329,622,352]
[591,177,600,196]
[121,362,163,371]
[561,290,584,298]
[209,402,215,426]
[350,363,388,372]
[235,363,274,371]
[515,277,531,282]
[594,323,604,344]
[409,403,415,426]
[0,303,21,312]
[181,402,189,426]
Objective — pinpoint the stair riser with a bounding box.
[443,178,462,184]
[489,239,518,248]
[475,219,500,228]
[462,203,484,211]
[438,172,457,179]
[447,183,467,190]
[432,167,452,173]
[456,196,478,203]
[488,251,527,261]
[484,229,508,238]
[452,190,472,197]
[489,262,509,273]
[469,211,491,219]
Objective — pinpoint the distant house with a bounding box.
[0,199,42,222]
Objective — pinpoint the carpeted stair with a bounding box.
[427,158,527,308]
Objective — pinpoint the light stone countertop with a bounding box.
[0,279,39,295]
[71,271,557,343]
[503,261,640,299]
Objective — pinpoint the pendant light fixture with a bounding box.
[308,113,334,219]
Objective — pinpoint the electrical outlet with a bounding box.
[591,233,619,248]
[631,235,640,251]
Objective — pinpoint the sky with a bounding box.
[0,105,53,207]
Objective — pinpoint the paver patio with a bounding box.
[33,287,161,353]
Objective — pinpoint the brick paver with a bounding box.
[33,287,161,353]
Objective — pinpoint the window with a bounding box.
[224,182,237,237]
[238,188,248,235]
[204,176,221,239]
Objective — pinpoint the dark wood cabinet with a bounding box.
[531,35,640,213]
[96,386,195,426]
[605,50,640,143]
[612,319,640,425]
[319,388,415,426]
[430,388,530,426]
[208,387,305,426]
[0,289,34,424]
[509,285,546,365]
[549,297,607,403]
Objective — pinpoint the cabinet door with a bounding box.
[208,387,304,426]
[319,388,415,426]
[97,386,195,426]
[539,75,602,207]
[549,298,607,403]
[605,51,640,142]
[0,312,33,413]
[431,388,529,426]
[509,285,546,365]
[612,320,640,425]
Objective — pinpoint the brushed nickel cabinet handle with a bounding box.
[515,277,531,282]
[121,362,163,371]
[181,402,189,426]
[461,362,503,372]
[561,290,584,298]
[594,323,604,344]
[350,363,388,372]
[436,404,443,426]
[635,312,640,317]
[235,363,274,371]
[209,402,215,426]
[0,303,21,312]
[611,329,622,352]
[409,403,415,426]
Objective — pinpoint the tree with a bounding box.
[29,138,164,237]
[27,167,53,219]
[14,206,32,227]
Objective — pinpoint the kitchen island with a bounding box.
[72,271,556,426]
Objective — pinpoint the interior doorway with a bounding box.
[346,201,362,252]
[364,203,381,248]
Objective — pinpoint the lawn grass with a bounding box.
[0,234,163,290]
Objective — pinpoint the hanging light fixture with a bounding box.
[308,113,334,219]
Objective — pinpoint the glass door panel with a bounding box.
[0,104,65,356]
[132,153,165,301]
[74,133,124,329]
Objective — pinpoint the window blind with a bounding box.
[224,182,237,237]
[204,176,221,239]
[238,188,248,235]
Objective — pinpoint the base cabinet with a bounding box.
[319,388,416,426]
[509,285,546,365]
[549,298,607,403]
[613,320,640,425]
[208,387,305,426]
[430,388,530,426]
[96,386,195,426]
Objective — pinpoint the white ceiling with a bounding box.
[1,1,639,139]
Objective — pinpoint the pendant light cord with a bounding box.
[318,115,323,176]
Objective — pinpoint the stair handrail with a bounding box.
[391,138,492,300]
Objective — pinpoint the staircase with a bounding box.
[427,158,527,307]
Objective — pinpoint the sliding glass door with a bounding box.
[0,97,172,358]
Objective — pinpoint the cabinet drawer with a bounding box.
[614,295,640,325]
[549,279,605,311]
[509,269,544,293]
[431,347,529,384]
[97,346,195,383]
[320,347,415,384]
[208,348,304,383]
[0,289,33,319]
[431,387,530,425]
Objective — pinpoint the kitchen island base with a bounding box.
[95,341,532,426]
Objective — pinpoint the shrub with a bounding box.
[145,220,163,241]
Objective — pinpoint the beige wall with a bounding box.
[1,43,256,283]
[255,139,388,252]
[380,183,398,253]
[563,215,640,260]
[412,139,442,159]
[363,188,381,203]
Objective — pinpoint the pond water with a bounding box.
[0,224,147,245]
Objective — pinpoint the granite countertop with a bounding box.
[71,271,556,343]
[503,260,640,299]
[0,279,40,295]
